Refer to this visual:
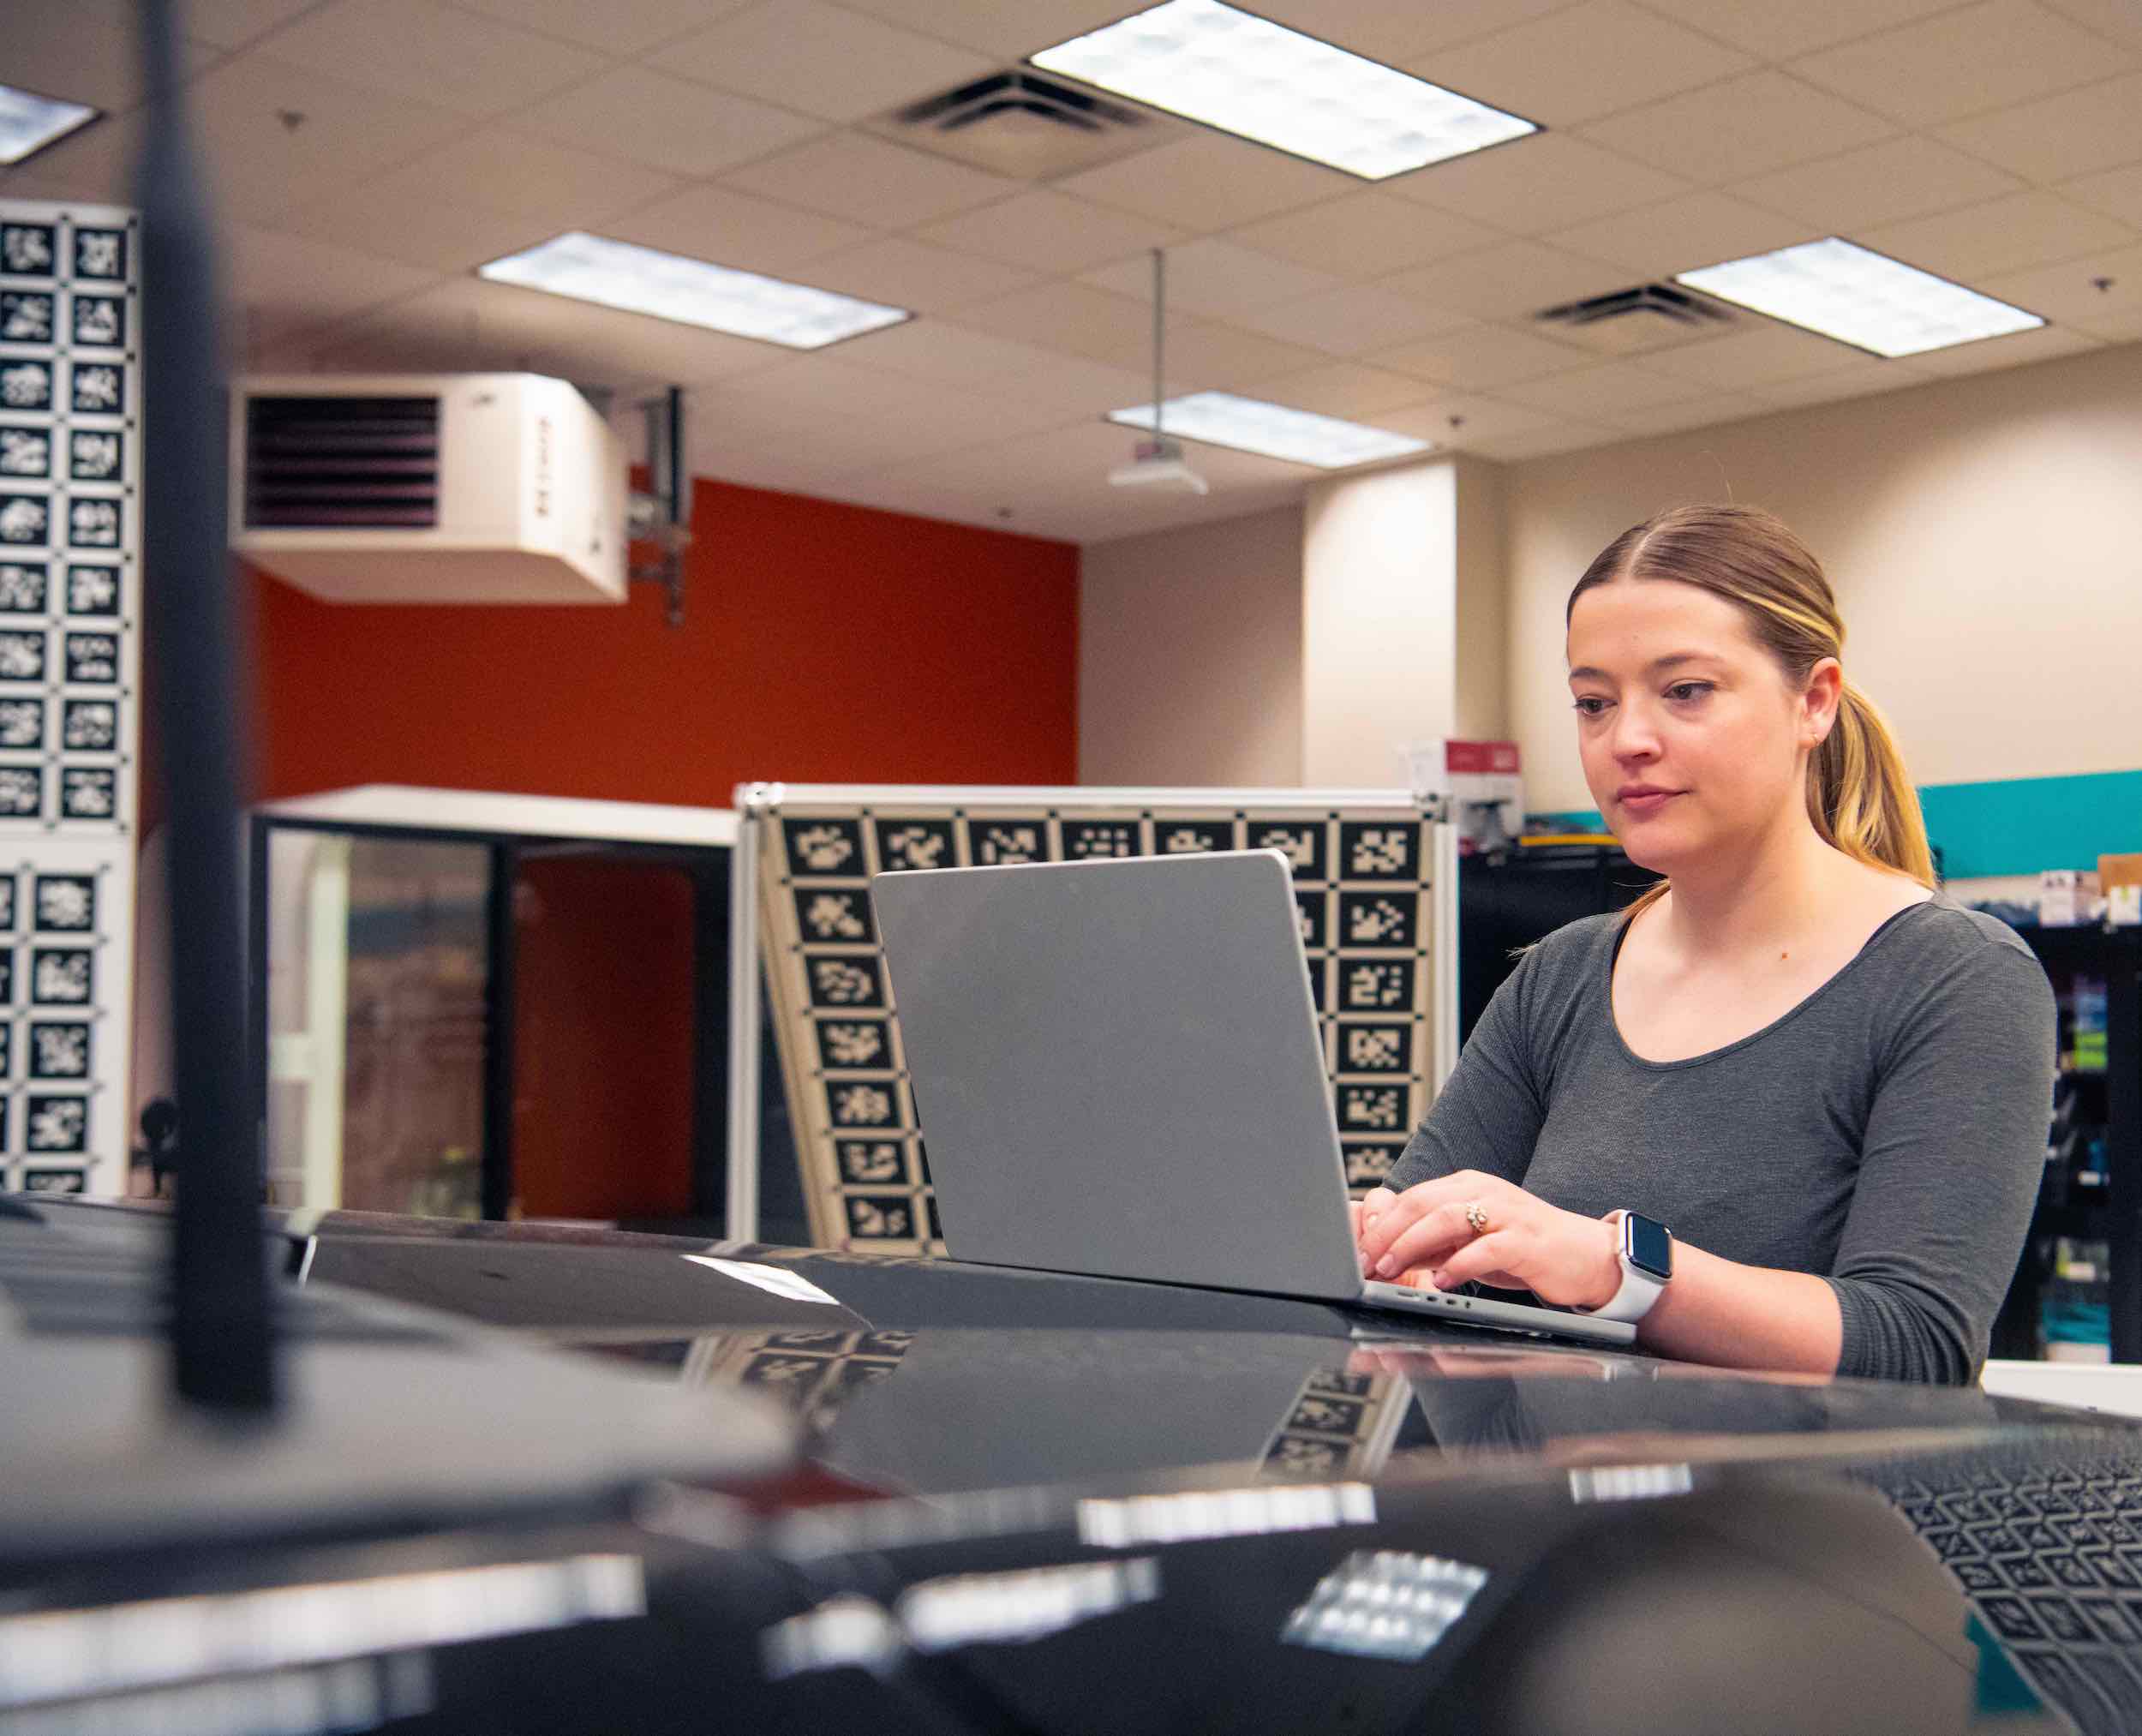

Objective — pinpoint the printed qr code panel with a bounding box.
[793,885,875,947]
[0,201,142,1194]
[757,799,1441,1254]
[814,1016,894,1073]
[1244,818,1325,880]
[782,816,865,879]
[873,817,957,874]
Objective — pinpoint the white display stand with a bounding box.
[727,783,1460,1249]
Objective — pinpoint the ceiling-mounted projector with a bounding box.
[1109,434,1208,494]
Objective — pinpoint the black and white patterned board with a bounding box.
[760,801,1438,1255]
[0,201,140,1198]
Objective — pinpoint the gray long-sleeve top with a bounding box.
[1384,900,2056,1384]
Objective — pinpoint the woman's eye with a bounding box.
[1666,682,1711,703]
[1572,696,1609,717]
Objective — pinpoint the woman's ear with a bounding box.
[1803,657,1843,748]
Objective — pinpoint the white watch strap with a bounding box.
[1590,1210,1668,1325]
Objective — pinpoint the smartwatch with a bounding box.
[1588,1210,1673,1324]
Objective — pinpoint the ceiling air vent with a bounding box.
[243,394,440,530]
[869,69,1176,179]
[1535,283,1734,358]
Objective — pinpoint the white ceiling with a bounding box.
[7,0,2142,542]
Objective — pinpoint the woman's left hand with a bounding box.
[1356,1170,1623,1310]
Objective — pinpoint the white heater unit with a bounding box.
[230,373,628,605]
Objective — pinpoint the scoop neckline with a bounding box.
[1603,895,1941,1073]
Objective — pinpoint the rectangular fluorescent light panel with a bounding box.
[1675,237,2043,359]
[478,232,910,350]
[1031,0,1535,180]
[1110,392,1429,469]
[0,84,98,166]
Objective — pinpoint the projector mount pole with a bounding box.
[1152,247,1165,442]
[628,386,691,628]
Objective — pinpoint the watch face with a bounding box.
[1624,1212,1673,1281]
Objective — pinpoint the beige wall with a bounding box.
[1078,504,1304,787]
[1505,342,2142,815]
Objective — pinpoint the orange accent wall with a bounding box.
[250,476,1079,805]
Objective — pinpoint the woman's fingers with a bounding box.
[1426,1229,1522,1292]
[1356,1173,1499,1270]
[1367,1200,1482,1280]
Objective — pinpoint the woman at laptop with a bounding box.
[1355,504,2053,1385]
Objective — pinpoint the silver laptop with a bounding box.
[871,849,1635,1349]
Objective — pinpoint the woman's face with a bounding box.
[1565,577,1830,875]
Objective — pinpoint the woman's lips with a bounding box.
[1618,788,1682,817]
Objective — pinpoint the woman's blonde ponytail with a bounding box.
[1813,679,1935,885]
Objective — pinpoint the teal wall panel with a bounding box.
[1528,769,2142,880]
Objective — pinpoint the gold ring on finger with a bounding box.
[1464,1202,1490,1236]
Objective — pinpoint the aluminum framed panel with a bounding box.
[730,783,1457,1250]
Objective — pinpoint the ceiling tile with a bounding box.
[1547,191,1817,276]
[1370,320,1595,389]
[1634,0,1964,57]
[2,1,215,113]
[1497,358,1706,416]
[182,53,475,223]
[1636,320,1877,388]
[1055,135,1350,233]
[1410,2,1754,128]
[947,282,1325,386]
[512,66,824,178]
[2061,162,2142,226]
[1731,135,2028,233]
[1861,189,2133,278]
[2073,305,2142,341]
[1789,0,2134,127]
[1227,194,1505,280]
[915,191,1185,275]
[600,183,875,273]
[358,126,684,225]
[1369,392,1560,446]
[2038,0,2142,51]
[660,0,997,123]
[835,320,1154,412]
[1577,72,1898,184]
[1383,133,1690,234]
[453,0,755,54]
[791,236,1040,312]
[1249,362,1446,418]
[832,0,1139,60]
[1255,0,1582,60]
[1899,321,2104,373]
[1379,240,1632,320]
[1973,245,2142,320]
[185,0,327,50]
[1934,73,2142,185]
[226,224,440,347]
[1597,392,1769,437]
[305,273,791,385]
[250,0,607,117]
[1080,238,1348,319]
[1749,365,1927,409]
[1227,284,1473,356]
[277,183,569,273]
[1463,418,1615,461]
[721,132,1019,228]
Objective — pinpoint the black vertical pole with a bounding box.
[2106,934,2142,1363]
[481,841,519,1221]
[140,0,275,1410]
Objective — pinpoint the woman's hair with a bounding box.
[1566,504,1935,918]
